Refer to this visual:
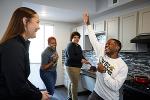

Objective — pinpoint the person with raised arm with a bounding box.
[83,11,128,100]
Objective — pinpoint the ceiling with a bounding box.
[22,0,97,24]
[22,0,147,24]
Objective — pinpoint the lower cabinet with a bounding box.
[81,75,96,92]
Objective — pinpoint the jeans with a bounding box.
[66,67,81,100]
[88,91,104,100]
[40,69,57,95]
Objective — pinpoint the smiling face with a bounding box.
[72,35,80,44]
[49,39,57,49]
[23,14,40,39]
[105,39,120,56]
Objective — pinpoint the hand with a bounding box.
[52,52,59,63]
[81,59,90,64]
[83,10,90,25]
[41,91,50,100]
[97,63,106,73]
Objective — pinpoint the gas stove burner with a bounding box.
[123,79,150,100]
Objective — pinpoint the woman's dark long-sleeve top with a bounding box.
[0,35,42,100]
[65,42,85,68]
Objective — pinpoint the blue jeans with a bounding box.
[40,69,57,95]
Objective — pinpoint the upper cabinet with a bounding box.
[139,6,150,34]
[72,27,77,32]
[106,17,119,40]
[94,20,105,33]
[120,12,137,51]
[108,0,134,8]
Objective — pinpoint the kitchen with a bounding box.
[0,0,150,100]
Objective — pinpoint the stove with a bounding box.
[123,79,150,100]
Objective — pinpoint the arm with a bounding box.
[83,11,105,58]
[102,63,128,91]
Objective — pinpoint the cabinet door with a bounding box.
[81,75,96,92]
[120,12,137,51]
[139,6,150,34]
[94,20,105,33]
[76,26,84,49]
[106,17,119,40]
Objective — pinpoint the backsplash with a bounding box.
[119,52,150,76]
[83,50,150,77]
[62,50,150,77]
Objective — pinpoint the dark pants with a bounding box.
[40,69,57,95]
[88,91,104,100]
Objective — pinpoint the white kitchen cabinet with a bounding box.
[120,12,137,51]
[106,17,119,40]
[139,6,150,34]
[94,20,105,33]
[81,75,96,92]
[64,68,70,89]
[72,27,77,32]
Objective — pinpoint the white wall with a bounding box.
[0,0,22,38]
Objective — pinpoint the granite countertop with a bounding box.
[81,68,96,79]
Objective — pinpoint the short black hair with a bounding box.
[111,39,122,51]
[70,31,81,41]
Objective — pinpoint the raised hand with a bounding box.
[83,10,90,25]
[81,59,90,64]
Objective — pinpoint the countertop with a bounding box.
[81,68,96,79]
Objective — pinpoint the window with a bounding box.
[29,24,54,63]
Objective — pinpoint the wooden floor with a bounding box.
[53,86,91,100]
